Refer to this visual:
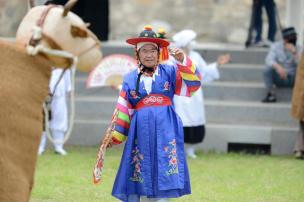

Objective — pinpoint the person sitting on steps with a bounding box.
[262,27,302,103]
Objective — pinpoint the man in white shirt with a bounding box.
[39,68,71,155]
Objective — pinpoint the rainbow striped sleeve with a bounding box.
[112,90,133,145]
[175,57,202,97]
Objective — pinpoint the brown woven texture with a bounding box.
[0,40,51,202]
[291,53,304,120]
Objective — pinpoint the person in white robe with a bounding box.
[172,30,230,158]
[38,68,71,155]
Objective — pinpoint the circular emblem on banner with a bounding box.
[86,54,137,88]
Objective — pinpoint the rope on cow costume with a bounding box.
[43,57,77,145]
[29,32,78,145]
[26,2,79,145]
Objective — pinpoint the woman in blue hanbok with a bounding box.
[108,25,201,202]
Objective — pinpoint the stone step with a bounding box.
[219,63,264,82]
[73,79,292,102]
[205,100,296,126]
[197,48,267,65]
[204,81,292,102]
[75,63,266,85]
[66,120,297,155]
[202,123,297,155]
[72,97,296,126]
[101,41,268,65]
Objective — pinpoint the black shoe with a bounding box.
[262,93,277,103]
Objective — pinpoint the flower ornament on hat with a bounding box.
[172,29,197,48]
[157,28,167,39]
[126,25,170,49]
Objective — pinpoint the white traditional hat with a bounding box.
[172,29,197,48]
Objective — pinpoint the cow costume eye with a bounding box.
[70,25,88,38]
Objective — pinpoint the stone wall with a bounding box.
[109,0,286,44]
[0,0,286,44]
[0,0,28,37]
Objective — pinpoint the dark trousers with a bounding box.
[254,0,277,42]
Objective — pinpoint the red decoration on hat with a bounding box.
[160,47,169,62]
[157,28,169,62]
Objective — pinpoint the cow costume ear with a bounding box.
[71,25,88,38]
[62,0,78,17]
[29,0,35,8]
[85,23,91,28]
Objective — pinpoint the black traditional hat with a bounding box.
[282,27,297,38]
[126,25,170,48]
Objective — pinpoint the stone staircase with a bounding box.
[68,42,298,155]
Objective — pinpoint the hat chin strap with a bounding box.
[135,59,158,97]
[140,64,155,73]
[134,50,160,96]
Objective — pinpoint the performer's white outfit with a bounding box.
[39,68,71,155]
[172,30,220,158]
[174,51,219,126]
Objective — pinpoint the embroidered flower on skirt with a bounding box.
[130,146,144,183]
[164,138,178,176]
[163,81,170,91]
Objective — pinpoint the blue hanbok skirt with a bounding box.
[112,105,191,202]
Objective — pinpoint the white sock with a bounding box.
[38,132,47,152]
[186,145,195,155]
[52,129,65,151]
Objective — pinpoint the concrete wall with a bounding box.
[0,0,28,37]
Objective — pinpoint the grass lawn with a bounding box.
[31,147,304,202]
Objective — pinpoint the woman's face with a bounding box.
[138,44,159,68]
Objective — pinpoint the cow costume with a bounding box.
[0,1,101,201]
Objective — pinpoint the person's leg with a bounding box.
[128,194,140,202]
[156,199,169,202]
[294,121,304,159]
[273,73,295,88]
[184,127,197,159]
[185,144,197,159]
[141,196,169,202]
[263,66,275,92]
[52,129,67,155]
[254,0,263,43]
[262,66,277,102]
[263,72,295,102]
[38,131,47,155]
[263,0,277,42]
